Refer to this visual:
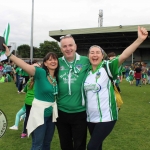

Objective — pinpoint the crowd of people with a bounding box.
[0,62,13,83]
[124,62,150,86]
[1,26,148,150]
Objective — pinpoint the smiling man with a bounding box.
[56,35,90,150]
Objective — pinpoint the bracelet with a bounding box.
[7,53,12,59]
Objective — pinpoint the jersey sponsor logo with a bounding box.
[84,82,101,93]
[60,72,79,84]
[75,64,82,71]
[63,77,77,83]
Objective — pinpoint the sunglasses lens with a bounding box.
[60,36,64,40]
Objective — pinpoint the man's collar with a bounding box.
[62,53,80,61]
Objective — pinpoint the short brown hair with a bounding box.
[107,52,116,58]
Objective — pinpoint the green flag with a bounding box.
[3,23,10,45]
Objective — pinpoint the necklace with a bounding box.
[48,73,58,96]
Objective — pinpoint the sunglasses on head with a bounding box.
[60,34,72,40]
[89,45,104,54]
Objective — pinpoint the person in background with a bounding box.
[141,68,147,85]
[134,65,142,87]
[3,44,59,150]
[0,73,5,83]
[56,34,90,150]
[84,26,148,150]
[0,62,3,73]
[108,52,123,93]
[15,66,23,93]
[121,65,126,78]
[4,72,12,82]
[125,65,130,78]
[21,69,30,88]
[21,76,34,138]
[147,67,150,84]
[9,105,26,130]
[4,62,12,76]
[127,69,135,85]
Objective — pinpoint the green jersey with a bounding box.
[23,78,34,105]
[22,70,29,76]
[15,67,22,75]
[6,74,11,82]
[0,76,5,83]
[57,53,90,113]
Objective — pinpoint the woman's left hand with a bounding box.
[138,26,148,41]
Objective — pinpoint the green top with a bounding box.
[15,67,22,75]
[121,66,126,72]
[0,76,5,83]
[57,53,90,113]
[23,78,34,105]
[22,70,29,76]
[34,67,55,117]
[6,74,11,82]
[115,65,123,84]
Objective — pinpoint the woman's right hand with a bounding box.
[3,43,10,57]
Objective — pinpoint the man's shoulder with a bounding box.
[80,55,88,59]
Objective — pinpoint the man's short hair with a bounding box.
[107,52,116,58]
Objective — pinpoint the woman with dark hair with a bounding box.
[3,44,59,150]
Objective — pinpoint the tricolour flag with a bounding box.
[3,23,10,45]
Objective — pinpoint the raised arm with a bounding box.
[3,44,35,76]
[119,26,148,65]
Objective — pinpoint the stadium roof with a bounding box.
[49,24,150,54]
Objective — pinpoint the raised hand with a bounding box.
[138,26,148,41]
[3,43,10,57]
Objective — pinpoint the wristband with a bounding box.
[7,53,12,59]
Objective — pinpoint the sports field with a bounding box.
[0,80,150,150]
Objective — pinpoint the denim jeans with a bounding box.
[17,75,23,92]
[15,74,19,88]
[136,79,141,86]
[31,116,55,150]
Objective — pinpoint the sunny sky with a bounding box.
[0,0,150,49]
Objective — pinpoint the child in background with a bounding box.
[5,73,11,82]
[128,69,135,85]
[9,105,26,130]
[114,75,122,93]
[0,73,5,83]
[107,52,123,93]
[21,76,34,138]
[142,69,147,85]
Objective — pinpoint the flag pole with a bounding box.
[30,0,34,63]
